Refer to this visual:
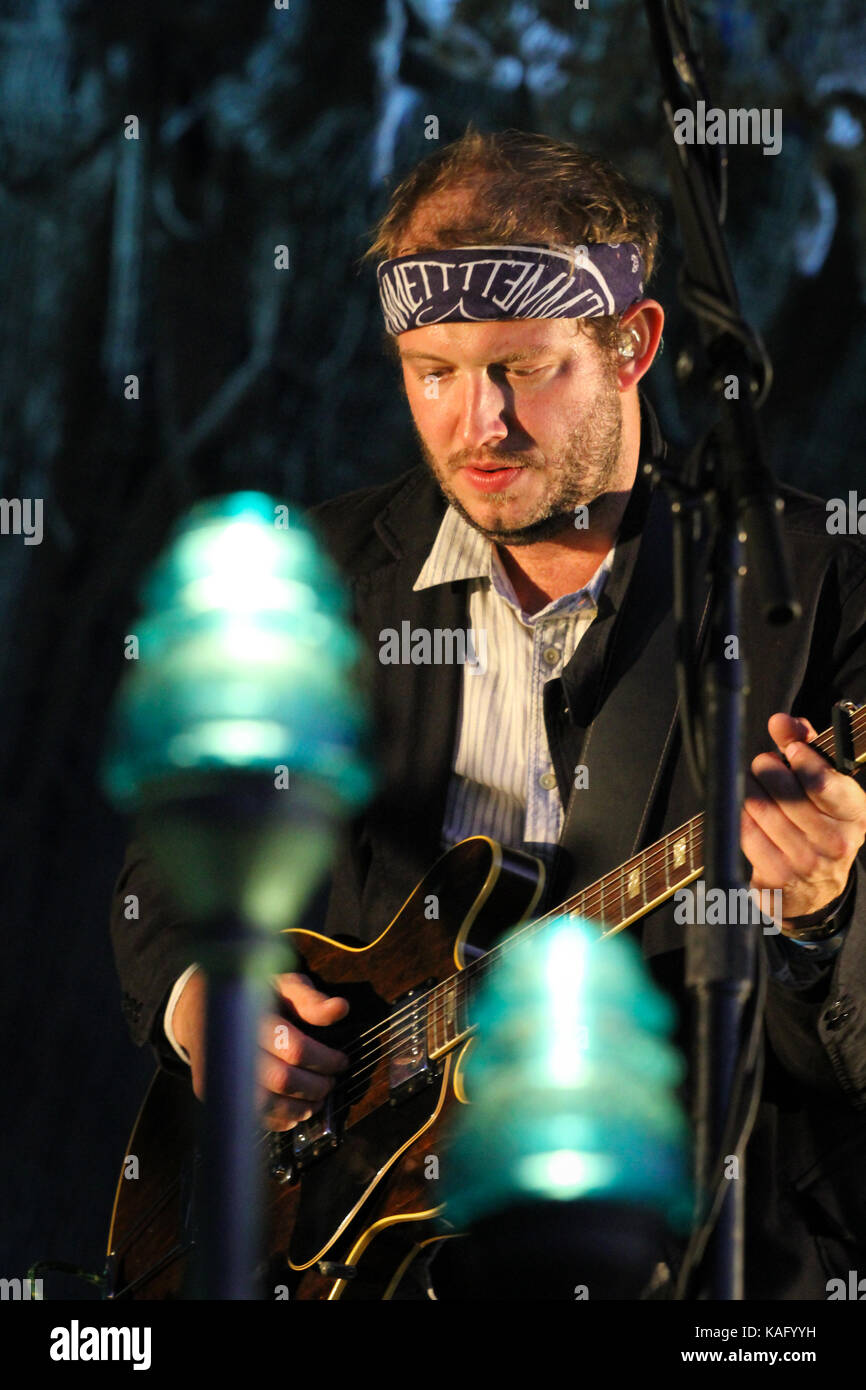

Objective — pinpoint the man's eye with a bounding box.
[503,362,557,378]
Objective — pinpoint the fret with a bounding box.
[428,986,440,1056]
[445,981,455,1049]
[644,845,664,908]
[663,834,670,891]
[427,976,474,1059]
[598,875,605,929]
[443,979,457,1045]
[433,982,446,1052]
[457,978,469,1039]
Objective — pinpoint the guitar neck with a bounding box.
[427,703,866,1060]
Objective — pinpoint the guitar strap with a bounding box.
[548,406,710,905]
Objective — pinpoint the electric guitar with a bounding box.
[105,703,866,1299]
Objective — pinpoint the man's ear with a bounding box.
[616,300,665,390]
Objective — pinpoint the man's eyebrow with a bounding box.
[398,347,554,364]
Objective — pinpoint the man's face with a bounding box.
[397,317,626,545]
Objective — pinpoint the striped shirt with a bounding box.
[413,504,614,865]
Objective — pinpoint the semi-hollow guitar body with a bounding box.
[106,836,545,1299]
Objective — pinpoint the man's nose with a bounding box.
[457,371,509,450]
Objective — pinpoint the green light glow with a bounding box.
[443,917,691,1230]
[102,492,374,813]
[517,1150,616,1199]
[545,918,589,1086]
[101,492,375,928]
[168,720,288,766]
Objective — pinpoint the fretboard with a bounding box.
[426,702,866,1060]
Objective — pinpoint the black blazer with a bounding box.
[111,420,866,1299]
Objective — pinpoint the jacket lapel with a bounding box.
[350,474,468,887]
[554,463,710,904]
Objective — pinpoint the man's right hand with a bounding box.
[172,969,350,1132]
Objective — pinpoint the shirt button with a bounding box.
[539,771,558,791]
[543,646,561,666]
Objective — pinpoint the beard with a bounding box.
[415,367,625,546]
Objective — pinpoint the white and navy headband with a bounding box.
[377,242,645,335]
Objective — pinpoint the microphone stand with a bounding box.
[641,0,801,1299]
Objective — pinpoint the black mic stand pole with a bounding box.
[641,0,801,1300]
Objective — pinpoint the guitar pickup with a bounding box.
[389,980,435,1104]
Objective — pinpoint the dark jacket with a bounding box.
[111,416,866,1300]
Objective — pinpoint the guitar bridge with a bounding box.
[389,979,436,1104]
[267,1098,338,1182]
[290,1096,338,1171]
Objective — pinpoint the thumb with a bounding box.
[272,972,349,1025]
[768,712,818,754]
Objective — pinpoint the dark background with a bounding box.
[0,0,864,1294]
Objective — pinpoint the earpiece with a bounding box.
[617,327,641,359]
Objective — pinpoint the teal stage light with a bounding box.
[101,492,375,932]
[100,491,377,1298]
[444,917,692,1232]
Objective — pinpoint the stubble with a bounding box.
[416,366,624,546]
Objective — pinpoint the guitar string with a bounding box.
[275,710,859,1111]
[254,715,863,1141]
[253,884,634,1146]
[336,810,708,1073]
[316,712,853,1065]
[339,838,702,1084]
[267,812,706,1112]
[336,809,706,1058]
[262,819,713,1122]
[255,718,865,1145]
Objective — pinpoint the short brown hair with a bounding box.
[366,128,660,354]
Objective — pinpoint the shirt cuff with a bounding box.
[765,872,857,988]
[163,963,200,1065]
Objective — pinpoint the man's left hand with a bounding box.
[741,713,866,931]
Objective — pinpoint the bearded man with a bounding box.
[111,129,866,1300]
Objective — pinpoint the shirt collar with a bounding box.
[413,503,614,622]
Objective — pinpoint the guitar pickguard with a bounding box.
[282,1061,449,1269]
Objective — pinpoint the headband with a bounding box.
[377,242,645,335]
